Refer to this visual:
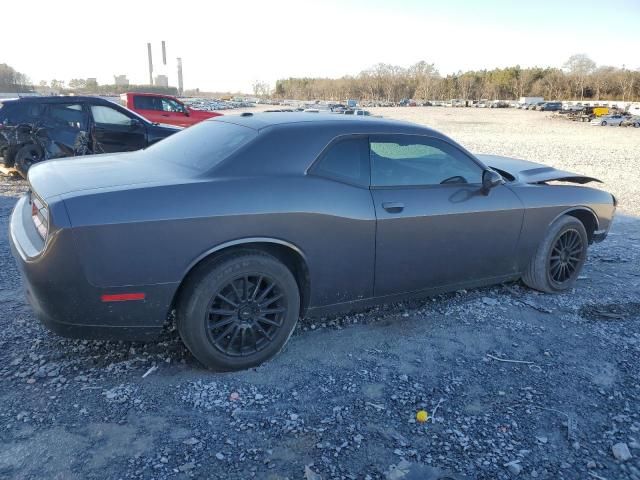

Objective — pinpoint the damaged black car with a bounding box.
[0,96,180,177]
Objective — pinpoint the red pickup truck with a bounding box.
[120,92,221,127]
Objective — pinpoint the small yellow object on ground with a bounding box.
[416,410,429,423]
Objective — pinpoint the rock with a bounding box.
[215,452,225,461]
[304,465,322,480]
[587,461,597,469]
[183,437,199,445]
[482,297,498,306]
[612,442,632,461]
[535,436,548,444]
[178,462,195,472]
[290,413,299,421]
[254,393,264,400]
[504,461,522,476]
[398,374,408,382]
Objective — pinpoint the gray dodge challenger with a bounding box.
[10,113,616,371]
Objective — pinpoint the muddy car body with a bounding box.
[10,113,616,371]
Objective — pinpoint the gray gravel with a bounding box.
[1,110,640,479]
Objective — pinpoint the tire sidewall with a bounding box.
[543,217,588,292]
[178,254,300,371]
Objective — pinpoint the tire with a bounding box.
[177,251,300,371]
[522,215,588,293]
[14,144,43,178]
[601,121,607,126]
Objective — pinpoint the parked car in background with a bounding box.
[621,116,640,128]
[0,96,180,177]
[591,114,626,126]
[540,102,562,111]
[121,92,222,127]
[10,113,615,371]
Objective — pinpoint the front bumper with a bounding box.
[9,194,175,341]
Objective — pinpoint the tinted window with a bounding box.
[47,103,87,130]
[91,105,133,125]
[371,137,482,187]
[145,120,257,172]
[313,137,369,186]
[133,96,162,110]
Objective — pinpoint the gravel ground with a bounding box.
[1,109,639,480]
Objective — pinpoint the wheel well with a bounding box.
[565,209,598,243]
[171,242,311,317]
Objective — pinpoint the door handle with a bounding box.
[382,202,404,213]
[161,113,170,117]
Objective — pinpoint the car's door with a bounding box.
[370,134,524,297]
[131,95,164,124]
[159,98,192,126]
[43,102,90,157]
[89,104,147,153]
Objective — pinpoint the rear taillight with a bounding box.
[30,193,49,239]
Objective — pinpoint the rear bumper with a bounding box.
[9,194,176,341]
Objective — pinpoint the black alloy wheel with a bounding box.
[206,274,287,357]
[177,252,300,371]
[548,228,584,287]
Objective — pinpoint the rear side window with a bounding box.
[145,120,257,172]
[47,103,87,130]
[312,137,370,186]
[133,96,162,111]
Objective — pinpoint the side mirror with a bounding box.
[129,118,142,128]
[481,169,503,195]
[183,107,190,117]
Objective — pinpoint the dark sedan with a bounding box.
[10,113,616,371]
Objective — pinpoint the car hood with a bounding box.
[28,151,184,201]
[476,154,602,185]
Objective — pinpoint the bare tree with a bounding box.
[563,54,596,100]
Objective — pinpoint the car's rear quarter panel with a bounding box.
[64,176,377,308]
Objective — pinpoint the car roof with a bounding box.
[2,96,118,105]
[212,112,436,135]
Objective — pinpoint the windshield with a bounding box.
[145,120,257,172]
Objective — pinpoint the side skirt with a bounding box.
[305,273,521,318]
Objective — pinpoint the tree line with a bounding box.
[274,55,639,103]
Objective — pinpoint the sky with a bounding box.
[3,0,640,93]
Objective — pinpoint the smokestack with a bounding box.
[147,42,153,85]
[161,41,167,65]
[177,57,184,96]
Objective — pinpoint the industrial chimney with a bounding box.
[161,41,167,65]
[147,43,153,85]
[177,57,184,96]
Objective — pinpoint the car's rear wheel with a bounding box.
[177,252,300,371]
[15,144,43,178]
[522,216,588,293]
[601,120,607,126]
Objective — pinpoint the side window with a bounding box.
[161,98,185,113]
[312,137,370,186]
[90,105,134,126]
[370,137,482,187]
[47,103,87,130]
[133,96,161,111]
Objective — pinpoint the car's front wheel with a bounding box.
[177,251,300,371]
[522,215,588,293]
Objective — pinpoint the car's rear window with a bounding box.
[145,120,257,172]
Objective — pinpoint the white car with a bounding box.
[591,115,625,126]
